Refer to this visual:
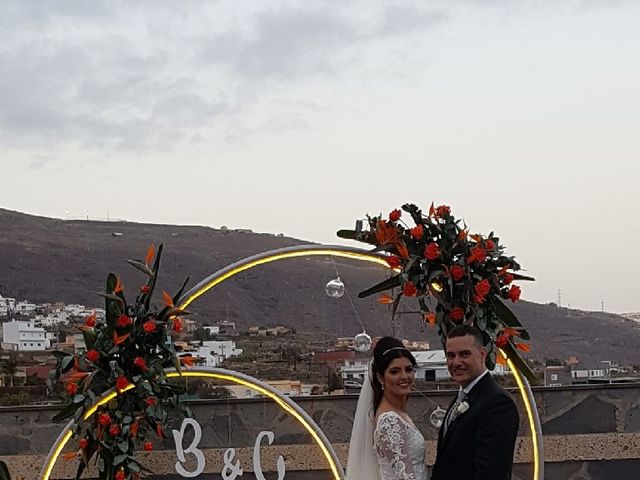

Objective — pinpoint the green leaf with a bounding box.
[73,394,85,404]
[118,440,129,453]
[125,259,154,277]
[113,454,128,466]
[61,355,74,371]
[357,275,402,298]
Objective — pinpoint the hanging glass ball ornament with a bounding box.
[354,331,372,352]
[430,406,447,428]
[325,277,345,298]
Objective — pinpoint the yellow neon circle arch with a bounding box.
[41,367,343,480]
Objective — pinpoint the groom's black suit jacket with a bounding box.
[431,373,519,480]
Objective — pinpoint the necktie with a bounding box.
[443,389,466,435]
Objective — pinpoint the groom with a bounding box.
[431,325,519,480]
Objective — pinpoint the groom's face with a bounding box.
[445,334,487,387]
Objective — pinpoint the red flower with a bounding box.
[402,281,418,297]
[143,441,153,452]
[143,321,156,333]
[508,285,521,302]
[449,307,465,322]
[140,285,151,294]
[435,205,450,217]
[78,438,88,450]
[116,314,132,328]
[115,469,126,480]
[474,279,491,303]
[86,349,100,363]
[133,357,147,371]
[503,273,514,285]
[495,334,509,348]
[145,397,156,406]
[410,225,424,239]
[424,242,441,260]
[66,382,78,395]
[450,265,465,282]
[173,318,182,333]
[109,424,121,437]
[467,246,486,264]
[386,255,401,269]
[389,209,402,222]
[115,375,129,391]
[85,315,96,327]
[485,239,495,250]
[98,413,111,426]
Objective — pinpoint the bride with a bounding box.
[346,336,428,480]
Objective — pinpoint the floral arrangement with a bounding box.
[50,245,193,480]
[338,203,536,381]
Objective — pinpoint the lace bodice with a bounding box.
[374,411,428,480]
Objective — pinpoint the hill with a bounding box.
[1,208,639,365]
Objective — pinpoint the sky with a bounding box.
[1,0,639,313]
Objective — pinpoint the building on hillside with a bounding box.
[340,359,369,392]
[2,320,47,351]
[571,361,611,384]
[198,340,242,360]
[226,379,302,398]
[413,350,449,381]
[15,302,37,316]
[203,325,220,336]
[403,339,430,350]
[313,350,355,369]
[544,365,572,386]
[0,294,17,317]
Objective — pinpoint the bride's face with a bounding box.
[379,357,415,398]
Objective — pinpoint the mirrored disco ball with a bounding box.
[430,406,447,428]
[354,331,372,352]
[325,277,345,298]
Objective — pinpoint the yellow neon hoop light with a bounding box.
[41,369,341,480]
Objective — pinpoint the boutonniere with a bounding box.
[456,401,470,415]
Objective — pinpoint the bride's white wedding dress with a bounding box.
[374,411,427,480]
[346,364,428,480]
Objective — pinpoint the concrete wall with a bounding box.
[1,383,639,479]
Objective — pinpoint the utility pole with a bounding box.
[557,289,563,308]
[601,300,605,312]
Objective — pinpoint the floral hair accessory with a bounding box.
[338,203,536,382]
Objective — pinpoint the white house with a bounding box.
[0,294,16,317]
[413,350,509,382]
[15,302,37,315]
[2,320,47,351]
[200,340,242,360]
[340,359,369,387]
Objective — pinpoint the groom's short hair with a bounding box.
[447,325,484,348]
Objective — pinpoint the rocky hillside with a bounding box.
[1,208,639,364]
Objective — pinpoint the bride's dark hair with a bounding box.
[371,336,417,412]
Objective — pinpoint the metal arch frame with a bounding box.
[40,367,343,480]
[177,243,544,480]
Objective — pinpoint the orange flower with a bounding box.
[133,357,148,371]
[116,314,132,328]
[130,420,139,437]
[109,424,121,437]
[385,255,401,269]
[424,242,441,260]
[115,469,126,480]
[389,209,402,222]
[495,334,509,348]
[143,321,156,333]
[485,239,495,250]
[467,246,486,264]
[374,220,400,246]
[85,314,96,327]
[98,413,111,426]
[449,307,465,322]
[115,375,129,391]
[423,312,436,327]
[180,356,197,367]
[140,285,151,294]
[114,276,124,294]
[162,290,174,308]
[377,294,395,305]
[402,281,418,297]
[450,265,465,282]
[113,331,131,345]
[410,225,424,239]
[496,354,508,367]
[143,441,153,452]
[172,317,182,333]
[145,397,156,406]
[86,349,100,363]
[474,279,491,304]
[145,244,155,266]
[66,382,78,395]
[78,438,89,450]
[508,285,521,302]
[516,342,531,353]
[395,242,410,259]
[435,205,450,218]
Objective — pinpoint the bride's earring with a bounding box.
[381,383,385,390]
